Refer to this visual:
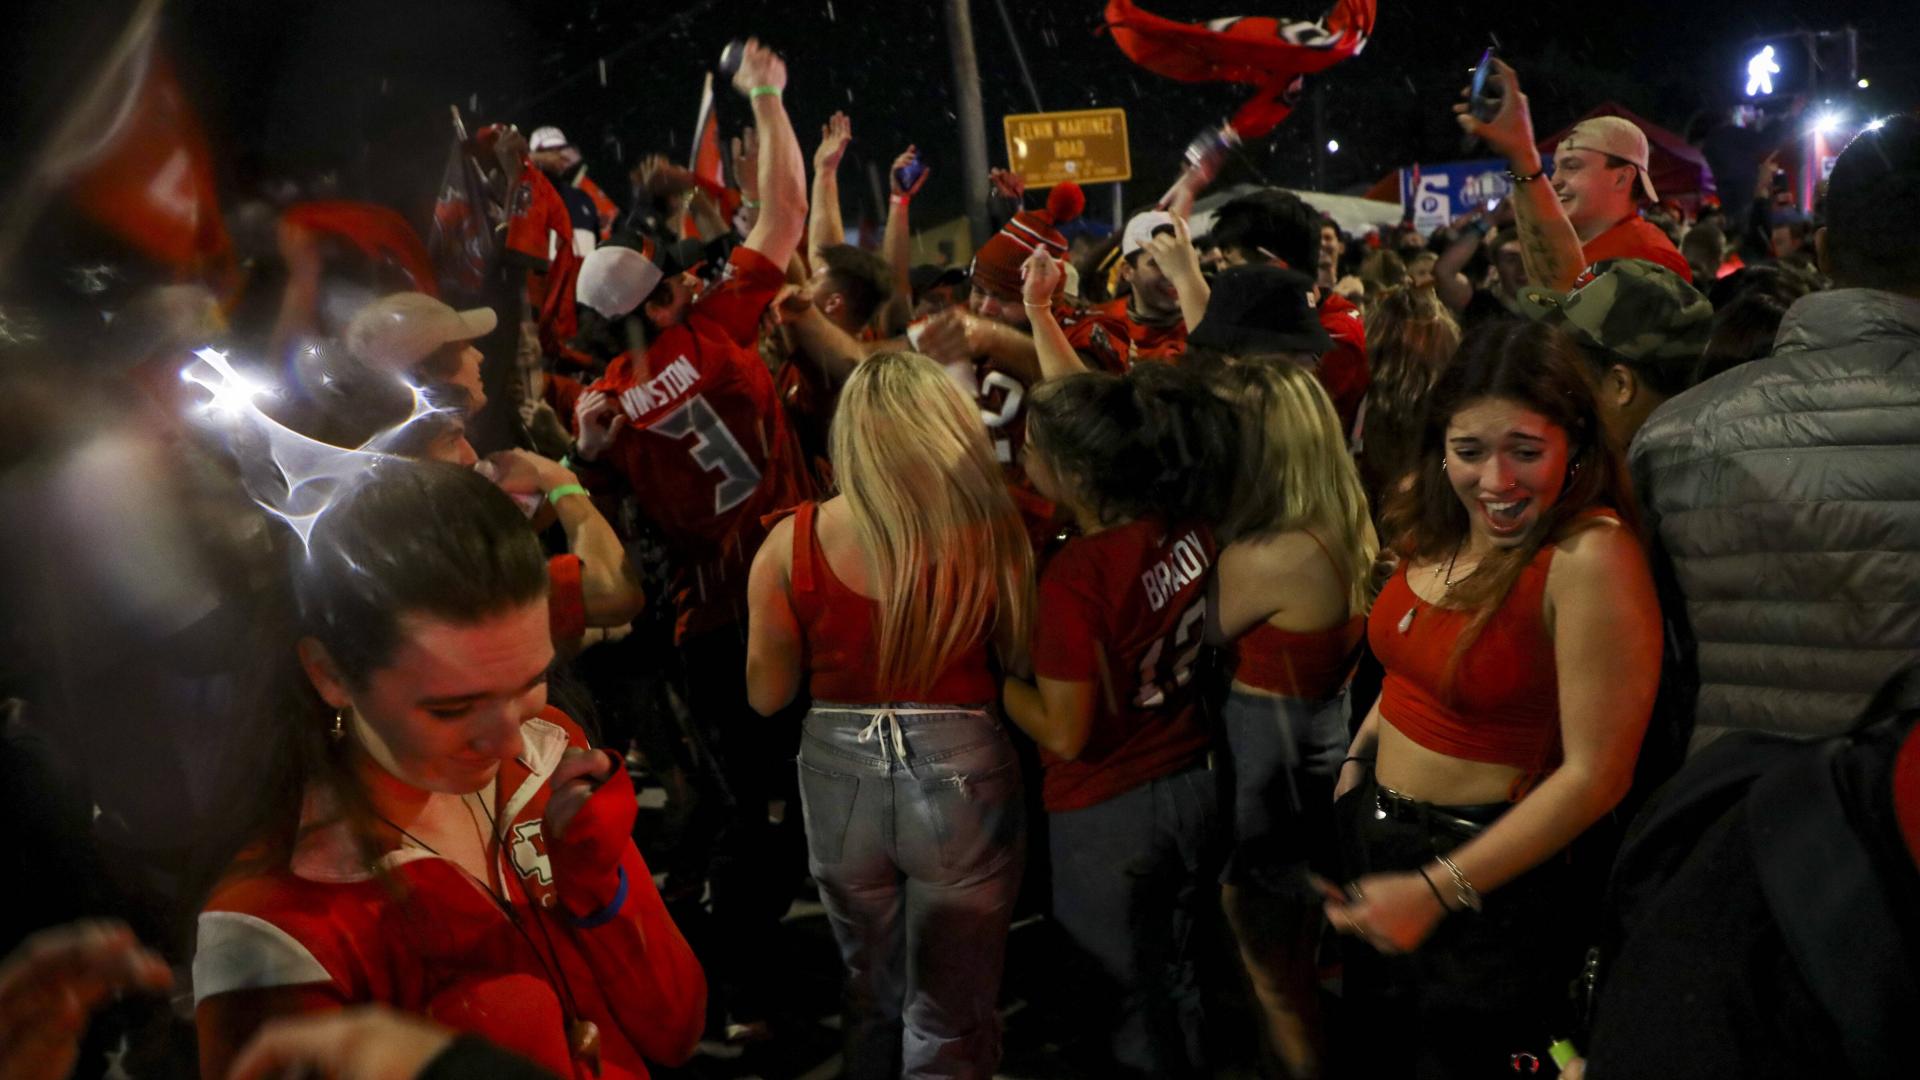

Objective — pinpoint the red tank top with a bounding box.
[789,502,998,704]
[1229,531,1364,700]
[1366,528,1590,782]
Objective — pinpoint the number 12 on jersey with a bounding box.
[1134,599,1206,709]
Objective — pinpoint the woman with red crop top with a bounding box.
[1205,361,1379,1078]
[1322,321,1660,1078]
[745,352,1033,1079]
[1002,363,1240,1079]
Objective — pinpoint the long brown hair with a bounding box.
[1357,287,1461,511]
[1379,321,1638,656]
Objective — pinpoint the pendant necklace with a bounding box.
[1398,538,1468,634]
[373,793,603,1072]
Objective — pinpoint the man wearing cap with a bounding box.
[567,40,827,1040]
[1458,60,1691,292]
[345,292,497,413]
[530,125,620,245]
[1517,258,1712,456]
[1629,114,1920,752]
[1099,210,1197,365]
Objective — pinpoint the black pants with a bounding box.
[679,627,807,1024]
[1334,775,1582,1079]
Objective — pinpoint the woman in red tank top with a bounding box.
[1205,361,1379,1077]
[745,352,1033,1078]
[1323,322,1661,1078]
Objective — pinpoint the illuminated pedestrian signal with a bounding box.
[1746,45,1780,97]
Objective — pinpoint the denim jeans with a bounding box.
[1220,686,1350,900]
[797,703,1025,1080]
[1048,763,1219,1079]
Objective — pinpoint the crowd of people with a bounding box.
[3,26,1919,1080]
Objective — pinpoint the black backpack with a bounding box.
[1586,665,1920,1078]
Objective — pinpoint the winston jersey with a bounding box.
[585,246,812,640]
[1032,518,1217,812]
[1098,295,1189,365]
[193,710,705,1080]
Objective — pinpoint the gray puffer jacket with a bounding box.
[1630,287,1920,749]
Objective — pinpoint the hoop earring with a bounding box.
[331,708,349,742]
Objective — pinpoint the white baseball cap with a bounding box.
[576,245,664,319]
[528,126,571,153]
[345,292,496,372]
[1122,210,1178,257]
[1560,117,1660,203]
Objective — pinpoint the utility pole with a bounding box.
[944,0,992,247]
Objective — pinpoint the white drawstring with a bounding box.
[857,710,911,765]
[814,706,990,774]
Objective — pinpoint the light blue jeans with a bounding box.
[797,702,1026,1080]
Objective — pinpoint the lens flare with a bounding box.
[179,347,450,550]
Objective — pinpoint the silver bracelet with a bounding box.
[1434,854,1483,913]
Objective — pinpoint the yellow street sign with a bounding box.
[1002,108,1132,189]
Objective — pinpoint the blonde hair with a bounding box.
[829,352,1034,696]
[1219,361,1379,614]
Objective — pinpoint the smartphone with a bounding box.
[895,155,927,192]
[718,39,746,75]
[1468,46,1501,123]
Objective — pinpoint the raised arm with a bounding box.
[1141,211,1210,330]
[807,111,852,268]
[482,450,645,628]
[1020,248,1087,382]
[1432,213,1490,314]
[880,146,928,334]
[735,40,807,268]
[1456,60,1586,292]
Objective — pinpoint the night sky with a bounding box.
[8,0,1920,243]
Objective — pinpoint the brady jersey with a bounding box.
[1098,295,1189,365]
[1031,518,1217,812]
[586,246,813,639]
[505,162,585,360]
[193,710,705,1080]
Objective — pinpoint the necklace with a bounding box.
[371,789,602,1071]
[1398,539,1468,634]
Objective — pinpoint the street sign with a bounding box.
[1002,108,1132,189]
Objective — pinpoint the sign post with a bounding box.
[1002,108,1132,189]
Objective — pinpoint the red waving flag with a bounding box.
[1104,0,1376,139]
[283,201,438,297]
[63,49,231,275]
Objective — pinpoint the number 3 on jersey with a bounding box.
[653,394,762,514]
[978,371,1026,464]
[1135,599,1206,709]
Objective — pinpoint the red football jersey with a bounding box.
[1031,518,1217,812]
[586,246,813,640]
[505,162,584,361]
[194,710,705,1080]
[1098,295,1189,365]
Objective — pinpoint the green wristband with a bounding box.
[750,85,782,99]
[546,483,589,505]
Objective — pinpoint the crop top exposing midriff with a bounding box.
[1366,525,1597,777]
[1229,530,1364,700]
[788,501,999,704]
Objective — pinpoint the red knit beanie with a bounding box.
[969,182,1085,300]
